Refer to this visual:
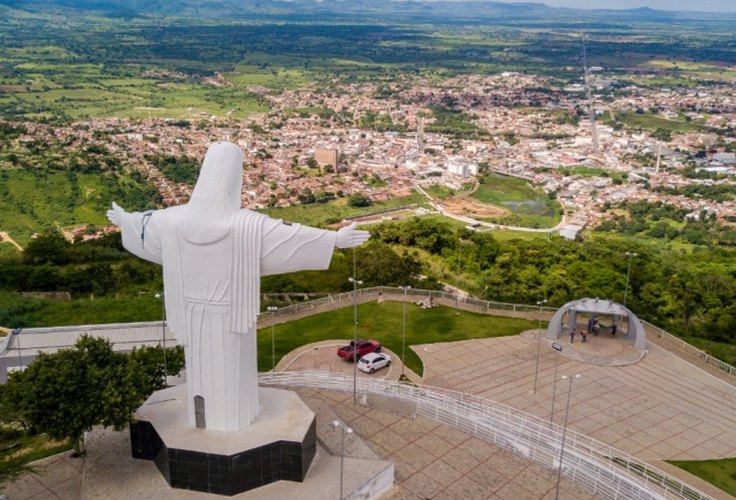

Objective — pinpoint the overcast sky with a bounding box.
[499,0,736,12]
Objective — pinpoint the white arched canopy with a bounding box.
[546,298,647,350]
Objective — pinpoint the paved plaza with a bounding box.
[419,330,736,462]
[2,326,735,499]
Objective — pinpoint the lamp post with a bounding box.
[333,420,353,500]
[555,374,581,500]
[348,276,363,405]
[549,343,563,423]
[11,328,22,370]
[532,299,547,393]
[623,252,637,308]
[267,306,278,377]
[154,293,168,387]
[456,239,465,312]
[399,286,412,376]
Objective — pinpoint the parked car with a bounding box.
[336,339,381,360]
[357,352,392,374]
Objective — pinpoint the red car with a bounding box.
[337,339,381,361]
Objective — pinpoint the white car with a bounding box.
[357,352,392,374]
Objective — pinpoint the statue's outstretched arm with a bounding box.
[335,222,370,249]
[107,202,164,264]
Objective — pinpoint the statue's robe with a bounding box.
[117,207,336,431]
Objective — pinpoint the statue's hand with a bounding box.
[335,222,370,249]
[106,202,126,226]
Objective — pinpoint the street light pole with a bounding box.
[348,271,363,406]
[532,299,547,393]
[12,328,22,370]
[333,420,353,500]
[267,306,278,378]
[555,374,581,500]
[549,343,563,423]
[155,293,168,387]
[623,252,637,308]
[400,286,411,377]
[455,238,463,312]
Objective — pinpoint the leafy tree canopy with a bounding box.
[1,336,180,455]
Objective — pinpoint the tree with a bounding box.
[354,241,418,286]
[298,188,316,204]
[129,345,186,392]
[23,230,72,265]
[348,193,371,207]
[3,336,149,455]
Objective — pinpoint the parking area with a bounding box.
[275,339,403,382]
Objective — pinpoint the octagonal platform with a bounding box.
[130,385,316,496]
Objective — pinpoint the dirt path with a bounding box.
[0,231,23,251]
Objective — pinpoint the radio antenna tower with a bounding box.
[581,32,599,151]
[417,116,425,153]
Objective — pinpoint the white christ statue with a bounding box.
[107,141,369,432]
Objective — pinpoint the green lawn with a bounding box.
[667,457,736,497]
[257,301,538,375]
[0,425,72,482]
[471,174,561,228]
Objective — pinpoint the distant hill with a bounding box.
[1,0,724,23]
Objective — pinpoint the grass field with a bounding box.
[667,457,736,497]
[8,294,162,327]
[641,59,736,81]
[256,301,538,375]
[0,54,271,120]
[471,173,561,228]
[613,112,702,133]
[0,170,112,245]
[424,184,457,200]
[0,167,156,245]
[262,190,426,227]
[557,166,610,177]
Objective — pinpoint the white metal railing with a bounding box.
[261,371,711,500]
[642,321,736,377]
[260,286,558,319]
[259,287,736,381]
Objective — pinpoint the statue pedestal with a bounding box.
[130,384,316,496]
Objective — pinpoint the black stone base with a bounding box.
[130,418,316,496]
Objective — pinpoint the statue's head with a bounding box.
[189,141,243,214]
[179,142,244,244]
